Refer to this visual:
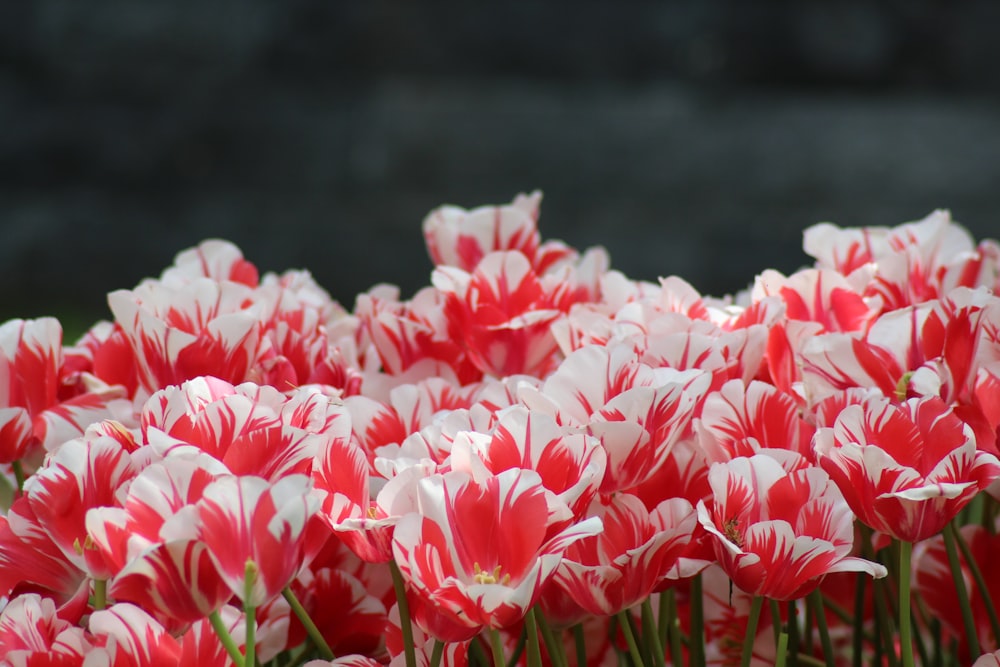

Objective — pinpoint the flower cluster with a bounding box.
[1,194,1000,667]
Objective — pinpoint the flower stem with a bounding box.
[506,627,526,667]
[741,596,764,667]
[862,526,897,667]
[951,521,1000,645]
[470,636,490,667]
[785,601,799,667]
[808,590,834,667]
[536,607,566,667]
[525,607,545,667]
[775,631,789,667]
[689,575,706,667]
[93,578,107,611]
[390,560,418,667]
[573,623,586,667]
[943,522,980,658]
[616,610,646,667]
[769,599,782,651]
[663,591,683,667]
[852,573,866,667]
[282,586,334,660]
[642,598,665,667]
[11,460,24,494]
[898,541,914,667]
[209,609,246,667]
[489,627,507,667]
[243,560,259,667]
[430,640,445,667]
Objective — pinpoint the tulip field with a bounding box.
[1,193,1000,666]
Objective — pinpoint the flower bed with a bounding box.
[1,192,1000,666]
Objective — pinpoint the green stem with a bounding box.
[525,608,545,667]
[807,590,834,667]
[664,591,683,667]
[626,609,650,667]
[793,654,827,667]
[642,598,665,667]
[689,575,706,667]
[245,561,260,667]
[506,628,526,667]
[282,586,334,660]
[11,460,24,494]
[863,530,897,667]
[775,632,789,667]
[742,596,765,667]
[573,623,587,667]
[93,578,107,611]
[390,560,418,667]
[943,522,980,658]
[489,627,507,667]
[470,636,490,667]
[535,607,566,667]
[657,593,669,652]
[898,541,914,667]
[430,640,445,667]
[952,521,1000,645]
[769,599,782,652]
[616,610,646,667]
[851,574,865,667]
[785,601,799,667]
[209,608,246,667]
[879,580,899,667]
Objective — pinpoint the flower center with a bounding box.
[723,518,743,549]
[895,371,913,401]
[473,562,511,585]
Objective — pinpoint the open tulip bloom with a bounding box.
[3,196,1000,666]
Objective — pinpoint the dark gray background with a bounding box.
[3,1,1000,331]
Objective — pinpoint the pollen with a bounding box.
[723,518,743,549]
[72,535,96,555]
[367,506,379,519]
[473,562,511,585]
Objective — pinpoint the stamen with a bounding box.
[472,562,510,585]
[723,518,743,548]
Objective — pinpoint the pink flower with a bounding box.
[0,318,128,463]
[696,379,815,464]
[915,525,1000,658]
[519,343,710,493]
[814,394,1000,542]
[107,277,264,398]
[354,285,480,385]
[23,431,137,580]
[0,593,91,664]
[433,251,566,378]
[449,405,607,519]
[753,267,875,334]
[0,497,88,616]
[391,469,602,638]
[422,191,574,275]
[698,453,886,601]
[85,602,182,666]
[85,455,233,631]
[553,493,696,616]
[185,474,321,607]
[141,376,346,482]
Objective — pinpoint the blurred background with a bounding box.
[2,1,1000,332]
